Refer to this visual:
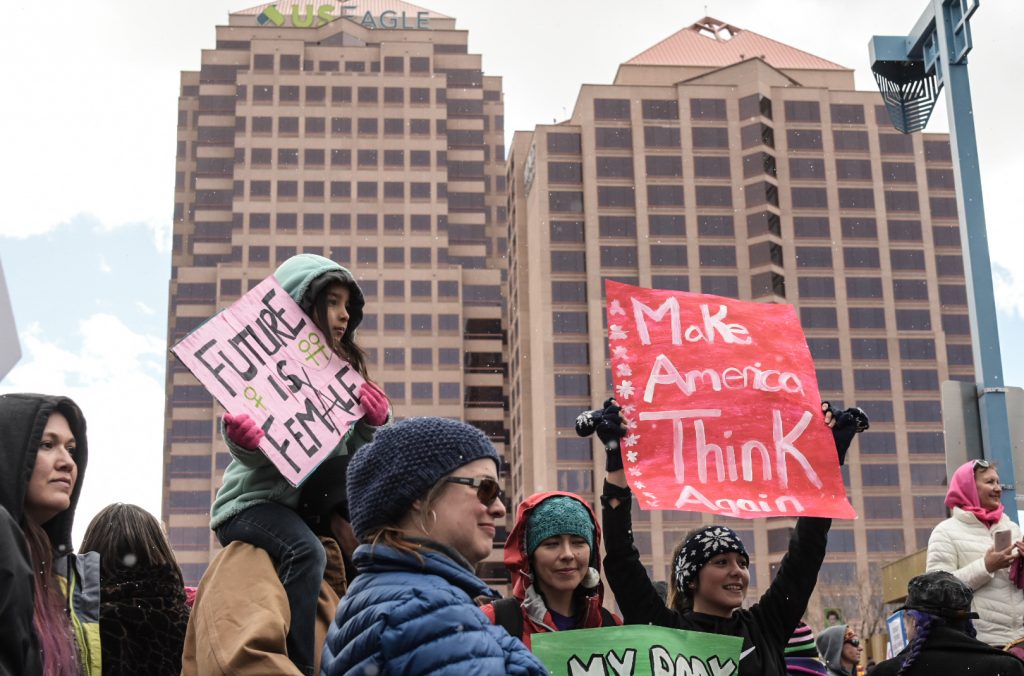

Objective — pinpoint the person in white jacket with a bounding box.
[926,459,1024,647]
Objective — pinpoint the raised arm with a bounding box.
[589,398,678,627]
[749,402,867,645]
[601,479,679,627]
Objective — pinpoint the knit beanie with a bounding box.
[673,525,749,593]
[785,621,820,658]
[525,496,595,556]
[346,417,500,541]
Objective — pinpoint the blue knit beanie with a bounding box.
[346,417,500,541]
[526,496,594,556]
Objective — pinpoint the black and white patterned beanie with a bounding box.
[673,525,749,593]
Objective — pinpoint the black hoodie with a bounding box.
[0,393,90,676]
[0,393,89,554]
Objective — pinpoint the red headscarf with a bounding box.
[945,461,1004,527]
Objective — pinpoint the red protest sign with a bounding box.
[605,280,855,520]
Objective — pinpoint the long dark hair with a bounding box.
[311,281,369,379]
[80,503,184,587]
[23,517,78,675]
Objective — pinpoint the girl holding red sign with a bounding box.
[209,254,390,676]
[596,399,867,676]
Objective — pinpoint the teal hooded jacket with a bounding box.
[210,255,384,529]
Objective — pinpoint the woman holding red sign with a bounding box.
[210,254,391,676]
[594,399,867,676]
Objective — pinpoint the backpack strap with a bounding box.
[599,606,617,626]
[490,597,524,640]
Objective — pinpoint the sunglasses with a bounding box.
[445,476,504,506]
[844,638,861,648]
[973,459,993,471]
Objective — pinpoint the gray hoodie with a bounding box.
[815,625,854,676]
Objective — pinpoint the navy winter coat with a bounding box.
[320,542,547,676]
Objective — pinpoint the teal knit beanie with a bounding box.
[526,496,594,556]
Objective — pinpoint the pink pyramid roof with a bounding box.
[235,0,450,20]
[627,17,847,71]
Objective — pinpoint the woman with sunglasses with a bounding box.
[481,492,621,648]
[815,624,862,676]
[321,417,547,676]
[926,459,1024,647]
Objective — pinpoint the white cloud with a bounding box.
[99,255,112,274]
[1,315,167,548]
[995,264,1024,320]
[135,301,156,316]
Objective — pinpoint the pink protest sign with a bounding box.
[172,276,365,486]
[605,280,856,520]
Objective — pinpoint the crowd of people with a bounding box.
[3,253,1024,676]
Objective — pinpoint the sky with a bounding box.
[1,0,1022,546]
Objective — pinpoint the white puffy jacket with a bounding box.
[926,507,1024,647]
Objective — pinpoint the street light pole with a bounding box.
[870,0,1016,520]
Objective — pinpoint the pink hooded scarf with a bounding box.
[945,461,1004,527]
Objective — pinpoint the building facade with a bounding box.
[506,18,971,624]
[164,0,509,584]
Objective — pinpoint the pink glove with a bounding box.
[359,382,390,426]
[223,413,264,451]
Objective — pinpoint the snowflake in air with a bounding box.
[626,450,638,463]
[628,466,642,477]
[609,324,627,340]
[616,380,635,400]
[616,363,632,377]
[622,433,639,448]
[612,345,629,360]
[609,299,625,315]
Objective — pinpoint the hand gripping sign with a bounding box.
[605,280,855,519]
[172,276,366,486]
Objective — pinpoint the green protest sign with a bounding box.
[532,625,742,676]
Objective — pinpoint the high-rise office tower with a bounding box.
[507,17,970,623]
[165,0,509,584]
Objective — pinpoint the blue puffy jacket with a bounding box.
[320,542,547,676]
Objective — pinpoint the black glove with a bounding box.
[597,398,627,471]
[824,402,870,466]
